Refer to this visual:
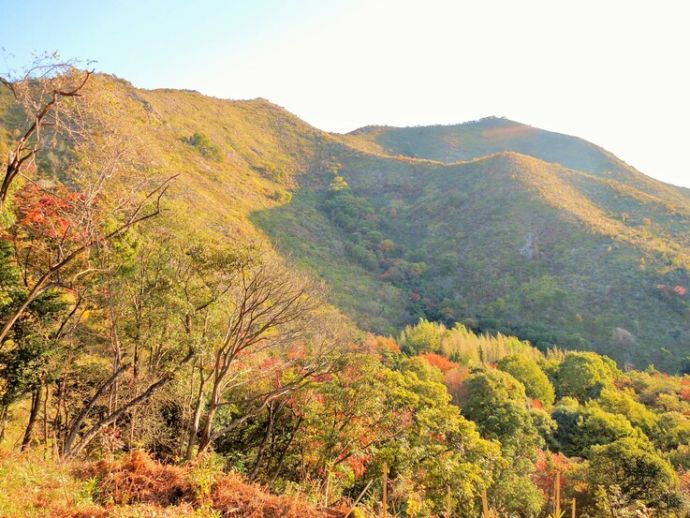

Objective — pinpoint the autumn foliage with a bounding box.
[532,450,578,499]
[362,333,400,354]
[14,183,85,240]
[417,352,460,372]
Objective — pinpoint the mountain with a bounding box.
[345,117,690,206]
[260,118,690,369]
[1,78,688,369]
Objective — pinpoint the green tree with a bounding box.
[654,411,690,450]
[597,386,659,434]
[459,368,545,516]
[588,437,683,512]
[552,399,643,457]
[399,318,446,355]
[460,369,538,447]
[498,354,555,406]
[553,351,618,401]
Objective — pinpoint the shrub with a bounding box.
[82,449,194,506]
[184,132,223,161]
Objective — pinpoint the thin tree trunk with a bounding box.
[106,285,122,425]
[198,373,221,453]
[185,363,206,461]
[53,378,64,448]
[21,387,43,451]
[249,403,275,481]
[43,384,49,459]
[63,373,172,459]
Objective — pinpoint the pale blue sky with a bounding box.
[2,0,689,188]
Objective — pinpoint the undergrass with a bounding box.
[0,449,353,517]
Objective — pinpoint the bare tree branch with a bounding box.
[0,174,178,348]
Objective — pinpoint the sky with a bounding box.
[2,0,689,188]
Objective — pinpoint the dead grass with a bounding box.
[212,472,348,518]
[0,448,351,517]
[80,450,194,507]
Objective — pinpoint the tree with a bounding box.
[459,368,536,447]
[588,437,683,512]
[0,178,174,348]
[653,411,690,451]
[186,258,336,458]
[69,228,244,457]
[498,354,555,407]
[458,368,545,516]
[597,386,659,435]
[282,354,502,516]
[553,352,618,401]
[399,318,446,355]
[558,402,641,458]
[0,55,91,208]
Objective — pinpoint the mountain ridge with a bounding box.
[343,116,690,203]
[1,75,688,369]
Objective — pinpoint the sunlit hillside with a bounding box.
[1,76,688,371]
[2,66,690,517]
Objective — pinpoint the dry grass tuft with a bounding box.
[212,472,347,517]
[80,450,195,506]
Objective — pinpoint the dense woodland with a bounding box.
[1,61,690,517]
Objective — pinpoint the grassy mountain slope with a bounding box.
[345,117,690,208]
[1,77,688,369]
[0,74,324,241]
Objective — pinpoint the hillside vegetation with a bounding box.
[4,76,686,369]
[1,66,689,516]
[261,122,690,369]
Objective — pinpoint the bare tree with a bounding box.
[185,260,336,458]
[0,55,179,348]
[0,54,91,208]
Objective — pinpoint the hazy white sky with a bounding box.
[3,0,689,187]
